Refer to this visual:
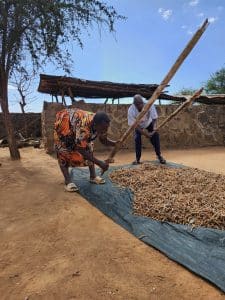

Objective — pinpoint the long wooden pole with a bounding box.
[106,19,209,162]
[156,88,203,131]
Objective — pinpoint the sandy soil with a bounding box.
[0,146,225,300]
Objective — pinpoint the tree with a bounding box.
[0,0,124,160]
[11,67,37,137]
[204,67,225,94]
[176,88,196,96]
[12,67,36,114]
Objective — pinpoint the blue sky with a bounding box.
[8,0,225,112]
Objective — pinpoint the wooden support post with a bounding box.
[68,87,75,103]
[156,88,203,131]
[63,97,67,106]
[104,98,108,112]
[62,93,67,106]
[106,19,209,163]
[61,89,65,104]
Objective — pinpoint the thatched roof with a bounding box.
[38,74,225,105]
[38,74,161,99]
[159,94,225,105]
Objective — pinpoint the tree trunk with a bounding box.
[23,112,28,138]
[19,101,28,137]
[0,72,20,160]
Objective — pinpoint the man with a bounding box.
[54,108,117,192]
[128,94,166,165]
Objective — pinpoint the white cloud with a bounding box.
[197,21,204,27]
[189,0,199,7]
[208,17,218,23]
[197,12,204,17]
[158,8,172,21]
[8,84,17,90]
[187,30,193,35]
[181,25,187,29]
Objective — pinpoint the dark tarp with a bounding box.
[71,163,225,292]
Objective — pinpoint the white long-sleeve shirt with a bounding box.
[127,104,158,128]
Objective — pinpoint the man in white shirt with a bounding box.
[127,94,166,164]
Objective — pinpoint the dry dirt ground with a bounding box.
[0,146,225,300]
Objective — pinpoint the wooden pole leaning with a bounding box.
[106,19,209,163]
[156,88,204,131]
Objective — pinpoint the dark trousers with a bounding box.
[134,122,161,162]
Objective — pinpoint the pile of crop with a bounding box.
[109,163,225,230]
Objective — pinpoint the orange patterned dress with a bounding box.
[54,108,97,167]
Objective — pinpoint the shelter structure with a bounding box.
[38,74,225,105]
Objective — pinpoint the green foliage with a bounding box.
[204,67,225,94]
[0,0,125,75]
[175,88,196,96]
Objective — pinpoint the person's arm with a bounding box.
[128,106,149,138]
[77,147,109,173]
[152,119,157,131]
[136,125,150,138]
[151,105,158,131]
[99,132,117,147]
[144,119,157,138]
[127,106,136,126]
[144,105,158,137]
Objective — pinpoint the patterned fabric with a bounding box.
[54,108,97,167]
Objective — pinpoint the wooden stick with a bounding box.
[156,88,204,131]
[106,19,209,162]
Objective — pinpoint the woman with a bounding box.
[54,108,117,192]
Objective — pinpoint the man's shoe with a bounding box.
[132,160,142,165]
[158,156,166,164]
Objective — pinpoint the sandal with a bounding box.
[90,176,105,184]
[64,182,79,192]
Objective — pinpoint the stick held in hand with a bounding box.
[107,19,209,161]
[156,88,204,131]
